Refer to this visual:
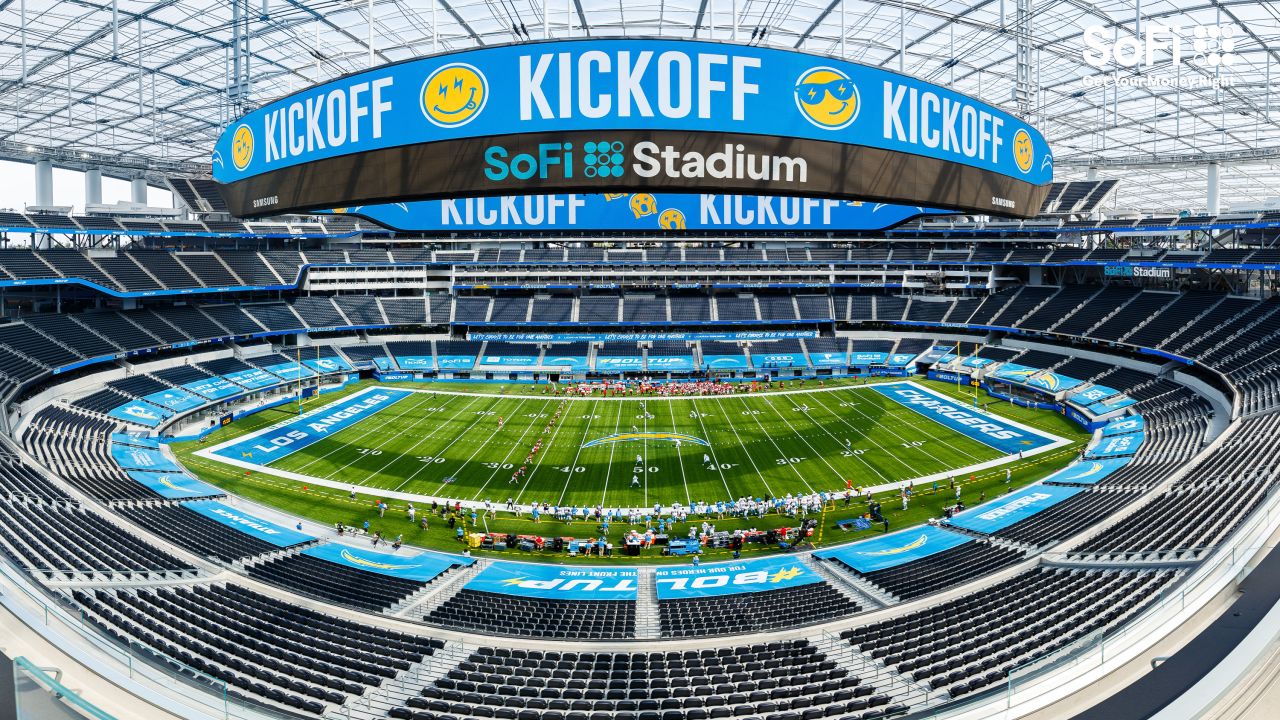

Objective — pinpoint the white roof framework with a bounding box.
[0,0,1277,211]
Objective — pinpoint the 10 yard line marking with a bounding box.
[848,389,989,466]
[807,390,920,478]
[316,393,464,480]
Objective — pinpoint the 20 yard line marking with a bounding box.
[344,392,483,484]
[780,392,888,484]
[426,397,530,496]
[389,396,511,493]
[317,393,467,480]
[759,396,842,487]
[291,392,448,473]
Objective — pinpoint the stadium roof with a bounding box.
[1,0,1278,212]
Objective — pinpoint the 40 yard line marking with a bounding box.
[690,398,734,500]
[556,399,601,506]
[712,396,774,497]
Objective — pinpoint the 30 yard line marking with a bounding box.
[759,396,842,487]
[470,399,554,500]
[807,390,919,478]
[712,396,773,497]
[427,397,529,496]
[392,395,511,493]
[779,392,888,484]
[690,398,733,499]
[556,399,600,506]
[315,393,465,480]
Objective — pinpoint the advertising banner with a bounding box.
[655,555,822,599]
[181,501,316,547]
[465,562,637,600]
[107,401,173,428]
[126,470,223,499]
[302,544,472,581]
[947,483,1084,534]
[214,39,1051,218]
[814,524,972,573]
[1041,457,1132,486]
[110,442,184,472]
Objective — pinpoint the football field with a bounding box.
[194,379,1073,509]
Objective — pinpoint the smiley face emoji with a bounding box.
[1013,129,1034,173]
[421,63,489,128]
[794,67,860,130]
[231,124,254,170]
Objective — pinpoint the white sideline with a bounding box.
[190,381,1072,514]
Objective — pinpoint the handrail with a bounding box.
[12,655,117,720]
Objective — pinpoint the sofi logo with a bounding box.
[1082,23,1239,69]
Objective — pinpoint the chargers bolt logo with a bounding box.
[794,67,859,130]
[583,140,626,178]
[421,62,488,128]
[630,193,658,218]
[1012,129,1034,173]
[659,208,686,230]
[231,124,254,170]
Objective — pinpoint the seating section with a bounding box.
[246,553,433,612]
[826,541,1025,601]
[845,568,1176,699]
[427,589,636,640]
[659,583,859,638]
[390,640,889,720]
[0,500,193,579]
[116,504,293,562]
[991,490,1139,547]
[24,407,160,501]
[73,584,441,714]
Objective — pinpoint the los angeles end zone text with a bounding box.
[194,382,1068,508]
[213,39,1051,218]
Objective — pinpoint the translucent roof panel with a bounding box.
[1,0,1277,212]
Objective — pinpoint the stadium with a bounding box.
[0,1,1279,719]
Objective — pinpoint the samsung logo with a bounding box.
[252,196,280,208]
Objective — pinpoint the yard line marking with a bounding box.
[712,396,773,497]
[806,390,920,477]
[690,398,733,499]
[665,399,692,506]
[359,393,486,487]
[291,391,445,472]
[600,398,626,507]
[859,390,990,463]
[315,394,466,480]
[779,392,888,484]
[426,397,529,496]
[759,395,843,485]
[556,399,601,506]
[470,399,555,501]
[739,396,818,492]
[516,398,577,504]
[837,388,989,468]
[390,395,509,492]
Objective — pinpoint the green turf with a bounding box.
[172,377,1089,563]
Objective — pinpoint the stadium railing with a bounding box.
[0,560,298,720]
[12,655,115,719]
